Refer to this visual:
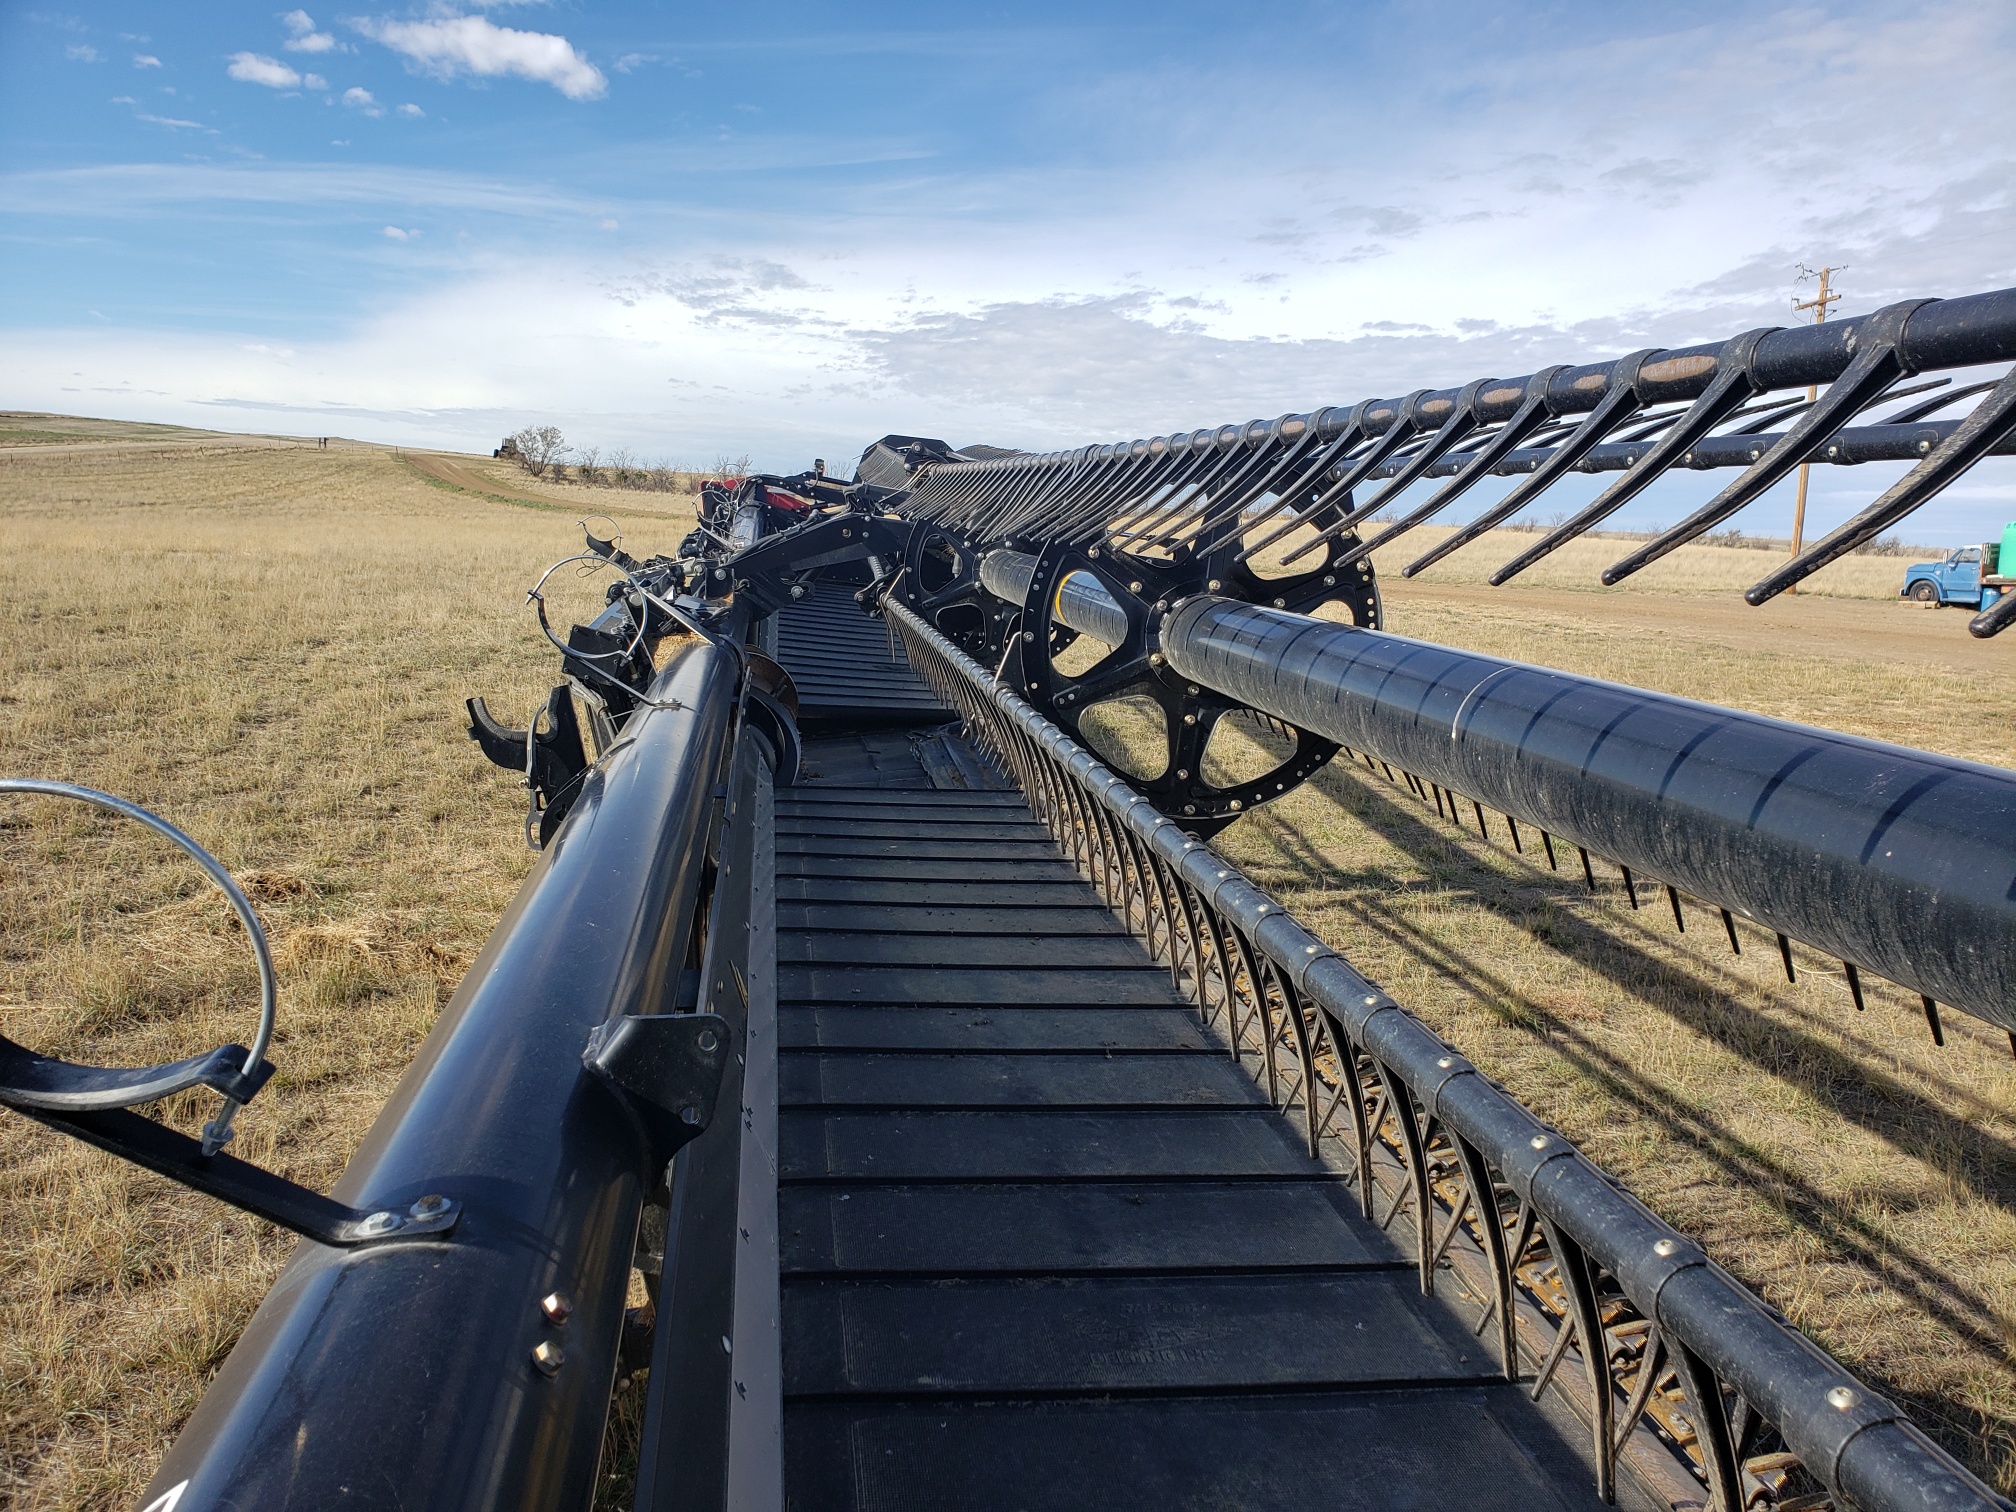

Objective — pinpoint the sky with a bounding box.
[3,0,2013,544]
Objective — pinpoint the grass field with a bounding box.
[1357,517,1927,600]
[1,421,2013,1505]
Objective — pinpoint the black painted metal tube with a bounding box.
[908,288,2016,482]
[1361,417,2016,485]
[1055,571,1131,645]
[981,550,1133,646]
[138,636,740,1512]
[978,548,1037,608]
[1160,598,2016,1031]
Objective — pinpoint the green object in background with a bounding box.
[2000,521,2016,577]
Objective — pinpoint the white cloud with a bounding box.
[227,52,300,88]
[599,217,619,231]
[135,113,208,131]
[133,53,161,68]
[614,52,656,73]
[66,44,103,63]
[396,102,424,117]
[110,94,136,105]
[354,14,606,100]
[304,72,327,90]
[343,86,384,117]
[13,1,2016,540]
[3,161,600,218]
[282,10,337,53]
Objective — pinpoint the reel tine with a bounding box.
[1489,328,1777,587]
[1278,380,1495,568]
[1404,353,1654,578]
[1603,300,1934,586]
[1746,363,2016,607]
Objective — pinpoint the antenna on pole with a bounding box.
[1785,263,1846,594]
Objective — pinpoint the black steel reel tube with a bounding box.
[1159,597,2016,1032]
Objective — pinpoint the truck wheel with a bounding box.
[1909,580,1939,603]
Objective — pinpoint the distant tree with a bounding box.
[576,444,602,486]
[610,446,635,488]
[509,425,566,477]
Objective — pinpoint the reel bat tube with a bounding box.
[1157,597,2016,1032]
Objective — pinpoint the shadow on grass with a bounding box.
[1236,763,2016,1402]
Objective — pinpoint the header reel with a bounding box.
[895,513,1379,834]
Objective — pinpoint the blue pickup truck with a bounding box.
[1901,543,2011,609]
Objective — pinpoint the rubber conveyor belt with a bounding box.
[771,584,948,728]
[766,728,1634,1511]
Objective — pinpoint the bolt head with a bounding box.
[541,1291,573,1325]
[532,1340,566,1376]
[1323,575,1336,586]
[697,1029,720,1052]
[1653,1239,1677,1258]
[410,1193,450,1218]
[680,1105,702,1125]
[1208,579,1222,591]
[356,1210,405,1238]
[1828,1386,1859,1411]
[1148,652,1165,666]
[1530,1135,1550,1150]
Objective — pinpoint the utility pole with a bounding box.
[1786,264,1845,593]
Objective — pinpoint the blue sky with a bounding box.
[3,0,2013,544]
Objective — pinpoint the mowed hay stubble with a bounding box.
[2,430,2015,1502]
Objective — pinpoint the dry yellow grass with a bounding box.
[401,451,713,521]
[1358,520,1927,600]
[1,425,2012,1504]
[0,435,622,1508]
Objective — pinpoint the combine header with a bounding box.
[4,289,2015,1511]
